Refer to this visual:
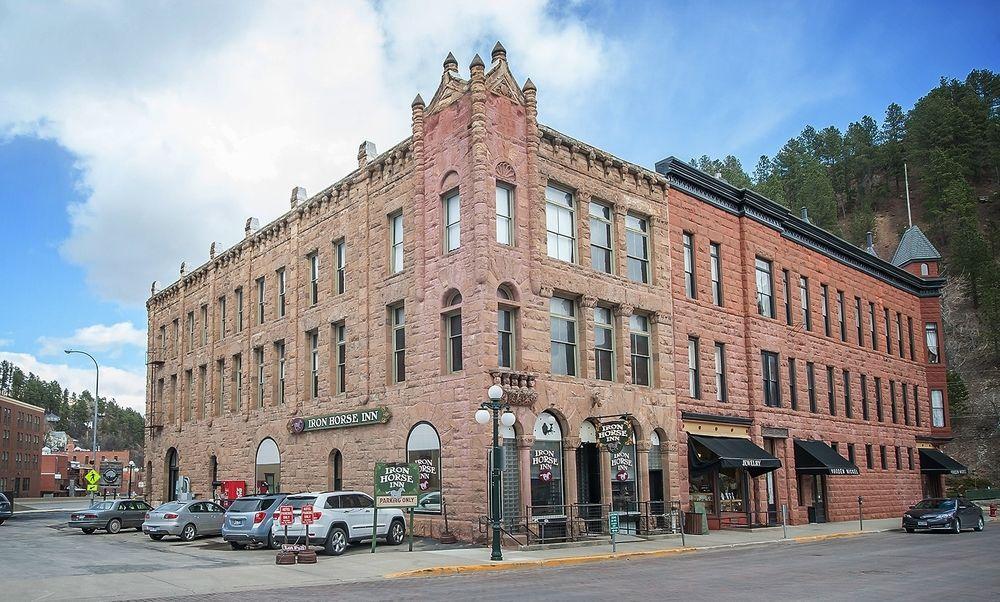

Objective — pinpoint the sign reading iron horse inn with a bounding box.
[598,420,633,454]
[288,407,391,434]
[374,462,420,508]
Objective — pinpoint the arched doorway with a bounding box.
[255,438,280,494]
[576,420,602,531]
[328,449,343,491]
[648,430,666,513]
[165,448,179,502]
[530,412,564,515]
[407,423,442,513]
[610,422,638,533]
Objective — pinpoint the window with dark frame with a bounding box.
[837,291,846,341]
[256,278,265,325]
[908,316,915,361]
[895,446,902,471]
[276,341,286,404]
[683,232,696,298]
[589,201,613,274]
[688,336,701,399]
[902,383,910,426]
[861,374,870,420]
[335,323,346,394]
[788,357,798,410]
[594,306,614,381]
[826,365,836,415]
[865,444,874,469]
[309,330,319,398]
[869,302,877,350]
[276,268,286,318]
[626,214,650,284]
[880,445,887,470]
[710,243,723,306]
[914,384,921,427]
[907,447,914,470]
[890,380,898,423]
[714,342,727,402]
[821,284,830,336]
[255,347,265,408]
[761,351,780,407]
[884,308,892,354]
[498,304,515,370]
[446,311,463,373]
[925,322,940,363]
[847,443,856,465]
[783,269,792,325]
[806,362,817,413]
[799,276,811,330]
[755,258,774,318]
[630,314,652,386]
[335,240,346,295]
[855,296,863,345]
[308,252,319,304]
[896,312,904,358]
[391,305,406,383]
[843,369,852,418]
[875,376,884,421]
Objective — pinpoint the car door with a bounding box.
[959,498,978,524]
[206,502,225,534]
[118,501,135,527]
[186,503,206,532]
[343,494,373,539]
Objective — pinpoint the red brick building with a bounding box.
[144,45,958,540]
[1,394,44,498]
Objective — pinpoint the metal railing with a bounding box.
[715,508,781,529]
[519,501,683,544]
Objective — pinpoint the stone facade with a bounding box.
[145,45,951,540]
[1,394,44,498]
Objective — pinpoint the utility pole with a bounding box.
[65,349,99,501]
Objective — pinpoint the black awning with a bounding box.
[919,448,968,475]
[688,434,781,477]
[794,440,860,475]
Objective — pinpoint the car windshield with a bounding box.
[914,499,956,510]
[91,502,115,511]
[284,496,316,509]
[155,502,186,512]
[228,499,266,513]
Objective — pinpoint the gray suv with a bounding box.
[223,494,287,549]
[0,493,12,525]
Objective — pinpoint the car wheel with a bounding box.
[267,530,277,550]
[386,520,405,545]
[82,527,96,534]
[107,518,122,534]
[905,528,915,533]
[149,534,165,541]
[974,516,985,532]
[181,523,197,542]
[324,526,348,556]
[952,518,962,534]
[230,541,246,550]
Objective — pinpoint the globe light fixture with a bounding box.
[475,409,491,425]
[475,383,513,561]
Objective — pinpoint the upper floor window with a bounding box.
[496,184,513,245]
[821,284,830,336]
[550,296,578,376]
[861,374,870,420]
[782,269,793,325]
[277,268,287,318]
[200,305,208,345]
[925,322,940,363]
[390,213,404,273]
[545,185,575,262]
[761,350,780,407]
[309,331,319,398]
[444,293,463,373]
[826,366,836,415]
[799,276,811,330]
[391,305,406,383]
[837,291,846,342]
[498,293,516,370]
[931,389,945,427]
[276,342,286,404]
[843,369,852,418]
[255,347,265,409]
[755,258,774,318]
[884,308,892,354]
[187,312,195,351]
[630,314,651,386]
[908,317,915,361]
[855,297,863,345]
[715,342,728,402]
[444,191,461,252]
[869,302,877,350]
[626,214,650,284]
[683,232,696,298]
[589,202,613,274]
[896,312,904,358]
[806,362,817,412]
[256,277,266,325]
[335,240,346,295]
[920,263,929,276]
[335,323,346,395]
[217,296,227,339]
[710,243,723,306]
[594,306,614,382]
[687,336,701,399]
[235,289,244,333]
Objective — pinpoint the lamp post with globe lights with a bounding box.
[475,384,516,561]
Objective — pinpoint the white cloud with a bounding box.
[0,351,145,413]
[0,339,12,348]
[37,322,146,357]
[0,1,614,305]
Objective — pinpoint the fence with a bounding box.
[498,501,683,545]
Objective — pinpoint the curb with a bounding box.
[385,528,896,579]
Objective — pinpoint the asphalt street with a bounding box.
[162,527,1000,602]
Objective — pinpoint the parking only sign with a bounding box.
[277,504,294,526]
[300,504,315,525]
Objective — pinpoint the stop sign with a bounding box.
[300,504,315,525]
[277,504,294,526]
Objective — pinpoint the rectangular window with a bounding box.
[931,389,945,427]
[896,312,904,358]
[498,307,515,370]
[335,324,346,395]
[594,307,614,381]
[630,315,652,386]
[902,383,910,426]
[496,184,513,245]
[710,243,723,306]
[826,366,836,415]
[783,269,793,325]
[276,341,286,404]
[306,252,319,305]
[219,296,226,339]
[276,268,286,318]
[806,362,816,413]
[187,312,195,352]
[550,296,578,376]
[390,213,404,273]
[855,297,863,345]
[914,385,921,427]
[925,322,940,363]
[861,374,870,421]
[199,365,207,417]
[788,357,798,410]
[755,258,774,318]
[884,308,892,354]
[714,342,727,402]
[309,330,319,397]
[201,304,208,345]
[236,288,244,332]
[895,447,901,471]
[444,190,461,252]
[588,202,613,273]
[908,317,915,361]
[626,214,650,284]
[233,354,242,411]
[875,377,884,422]
[837,291,846,341]
[865,444,874,470]
[216,359,225,417]
[688,337,701,399]
[256,277,265,325]
[447,312,463,373]
[185,369,193,418]
[890,380,898,423]
[799,276,811,330]
[848,443,856,465]
[159,324,167,351]
[545,185,575,262]
[843,369,852,418]
[391,305,406,383]
[880,445,887,470]
[683,232,696,298]
[761,350,780,407]
[908,447,914,470]
[255,346,265,409]
[821,284,830,336]
[869,302,877,350]
[335,240,346,295]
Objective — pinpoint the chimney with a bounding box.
[209,241,217,259]
[150,281,158,296]
[800,207,810,223]
[865,231,878,257]
[245,217,259,237]
[358,141,377,168]
[179,262,186,277]
[290,186,307,208]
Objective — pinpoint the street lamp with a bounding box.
[475,384,515,561]
[65,349,99,500]
[128,460,136,498]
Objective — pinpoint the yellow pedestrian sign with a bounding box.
[85,469,101,485]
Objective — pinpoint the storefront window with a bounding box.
[530,412,564,515]
[689,471,715,515]
[407,423,441,514]
[717,468,746,513]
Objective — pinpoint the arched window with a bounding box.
[165,448,179,502]
[328,449,343,491]
[648,431,665,511]
[498,286,518,369]
[610,423,638,513]
[443,292,463,373]
[920,263,929,276]
[531,412,564,515]
[407,423,441,513]
[255,438,280,494]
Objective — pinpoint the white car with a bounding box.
[270,491,406,555]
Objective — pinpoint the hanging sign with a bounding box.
[288,407,391,434]
[598,421,632,454]
[374,462,420,508]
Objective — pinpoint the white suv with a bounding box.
[270,491,406,555]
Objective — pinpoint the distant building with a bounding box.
[1,394,44,498]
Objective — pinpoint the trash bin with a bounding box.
[684,511,708,535]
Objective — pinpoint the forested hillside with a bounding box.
[0,360,144,456]
[696,69,999,484]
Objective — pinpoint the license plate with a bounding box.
[282,544,307,552]
[918,521,927,526]
[231,519,243,526]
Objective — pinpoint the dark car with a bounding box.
[222,494,287,549]
[902,497,985,533]
[69,499,153,534]
[0,493,12,525]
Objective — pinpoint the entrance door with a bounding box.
[812,475,827,523]
[576,443,602,532]
[764,439,778,524]
[166,448,179,502]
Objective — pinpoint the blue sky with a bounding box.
[0,0,997,411]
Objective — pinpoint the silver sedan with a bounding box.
[69,499,152,534]
[142,500,226,541]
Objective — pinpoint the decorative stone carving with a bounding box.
[581,295,598,308]
[538,284,554,298]
[614,303,634,318]
[495,161,516,182]
[490,370,537,406]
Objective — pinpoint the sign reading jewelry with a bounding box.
[288,407,391,434]
[374,462,420,508]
